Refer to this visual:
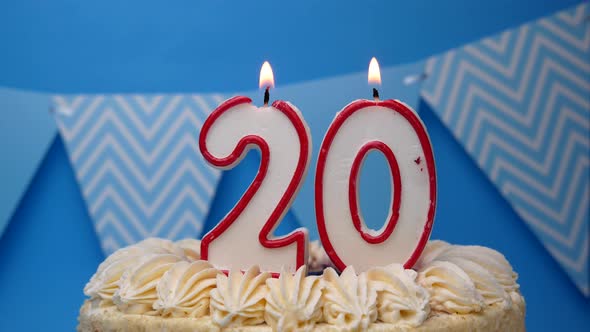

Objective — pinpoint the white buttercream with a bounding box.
[367,264,430,326]
[83,238,523,329]
[175,239,201,261]
[154,260,220,317]
[113,254,183,315]
[446,258,511,307]
[210,266,270,327]
[136,238,186,258]
[84,247,146,301]
[417,243,520,314]
[418,260,485,314]
[414,240,451,270]
[84,239,185,302]
[437,245,519,292]
[322,267,378,331]
[265,266,324,331]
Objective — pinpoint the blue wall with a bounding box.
[0,1,588,331]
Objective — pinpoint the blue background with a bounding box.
[0,89,53,237]
[0,1,588,331]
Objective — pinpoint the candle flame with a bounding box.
[368,57,381,85]
[259,61,275,89]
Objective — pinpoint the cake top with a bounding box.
[83,238,522,331]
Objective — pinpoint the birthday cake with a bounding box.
[77,238,525,331]
[79,60,525,331]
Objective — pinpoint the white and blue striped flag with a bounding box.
[53,94,223,254]
[422,3,589,295]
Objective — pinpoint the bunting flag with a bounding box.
[421,3,589,295]
[53,94,223,254]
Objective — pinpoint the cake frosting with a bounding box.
[265,266,323,331]
[210,265,270,327]
[416,240,517,314]
[367,264,430,327]
[322,266,378,330]
[113,253,184,314]
[154,260,219,317]
[79,238,525,331]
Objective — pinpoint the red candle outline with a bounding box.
[199,96,310,276]
[349,141,402,244]
[315,99,437,271]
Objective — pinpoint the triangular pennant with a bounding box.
[53,94,223,254]
[421,3,589,295]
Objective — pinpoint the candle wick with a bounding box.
[372,88,380,101]
[263,87,270,106]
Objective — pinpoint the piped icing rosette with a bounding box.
[113,253,184,314]
[175,238,202,261]
[265,266,324,332]
[415,240,520,314]
[210,266,270,327]
[417,260,486,313]
[322,266,378,330]
[154,260,220,317]
[84,238,189,304]
[80,238,523,330]
[366,264,430,327]
[135,237,187,257]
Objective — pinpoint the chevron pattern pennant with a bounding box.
[53,94,224,255]
[422,3,590,295]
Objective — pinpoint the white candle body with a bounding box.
[316,100,436,272]
[200,98,311,274]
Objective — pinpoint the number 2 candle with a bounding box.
[315,57,437,272]
[199,62,311,274]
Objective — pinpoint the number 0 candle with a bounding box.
[315,57,437,272]
[199,62,311,274]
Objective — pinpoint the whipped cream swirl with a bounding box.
[265,266,324,331]
[175,239,201,261]
[84,238,187,303]
[416,240,519,314]
[367,264,430,327]
[154,260,220,317]
[210,266,270,327]
[322,266,378,331]
[417,260,485,313]
[135,238,187,257]
[113,253,184,314]
[82,238,523,329]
